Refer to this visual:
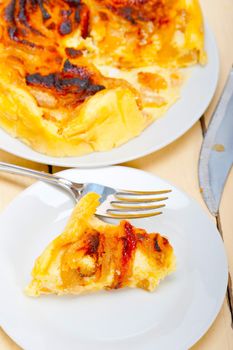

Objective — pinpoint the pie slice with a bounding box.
[26,193,176,296]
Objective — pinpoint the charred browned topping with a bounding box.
[4,0,16,24]
[47,21,56,30]
[26,59,105,103]
[26,73,57,88]
[37,0,51,21]
[79,3,90,38]
[122,221,137,265]
[59,20,72,35]
[154,234,162,252]
[97,0,171,26]
[1,1,110,107]
[26,71,105,96]
[60,227,107,287]
[60,220,173,290]
[86,232,100,255]
[5,0,51,25]
[137,232,147,241]
[5,0,45,47]
[3,0,91,51]
[118,6,136,24]
[8,26,41,48]
[112,221,137,289]
[74,7,81,22]
[62,59,89,77]
[98,11,109,21]
[65,0,82,5]
[65,47,83,58]
[58,9,73,36]
[18,0,28,25]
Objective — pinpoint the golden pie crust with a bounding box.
[0,0,205,156]
[26,193,176,296]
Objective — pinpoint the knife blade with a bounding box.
[199,68,233,216]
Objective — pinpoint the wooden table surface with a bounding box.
[0,0,233,349]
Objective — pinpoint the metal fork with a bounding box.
[0,162,171,219]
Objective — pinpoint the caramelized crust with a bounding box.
[0,0,205,69]
[97,0,171,24]
[0,0,205,156]
[25,59,106,107]
[1,0,107,107]
[3,0,89,46]
[87,0,206,67]
[26,193,176,296]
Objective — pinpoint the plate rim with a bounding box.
[0,165,228,350]
[0,22,219,168]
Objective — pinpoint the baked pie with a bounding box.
[26,192,176,296]
[0,0,205,156]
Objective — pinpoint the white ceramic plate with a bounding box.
[0,24,218,168]
[0,166,227,350]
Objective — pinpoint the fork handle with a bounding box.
[0,162,82,201]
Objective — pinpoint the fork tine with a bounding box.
[111,201,165,210]
[95,187,171,219]
[109,205,165,212]
[105,210,163,219]
[116,189,171,196]
[114,195,169,203]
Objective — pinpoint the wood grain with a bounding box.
[191,299,233,350]
[0,151,47,212]
[201,0,233,126]
[219,170,233,319]
[201,0,233,329]
[0,330,21,350]
[125,122,206,208]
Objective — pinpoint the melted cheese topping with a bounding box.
[98,65,186,121]
[85,0,206,68]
